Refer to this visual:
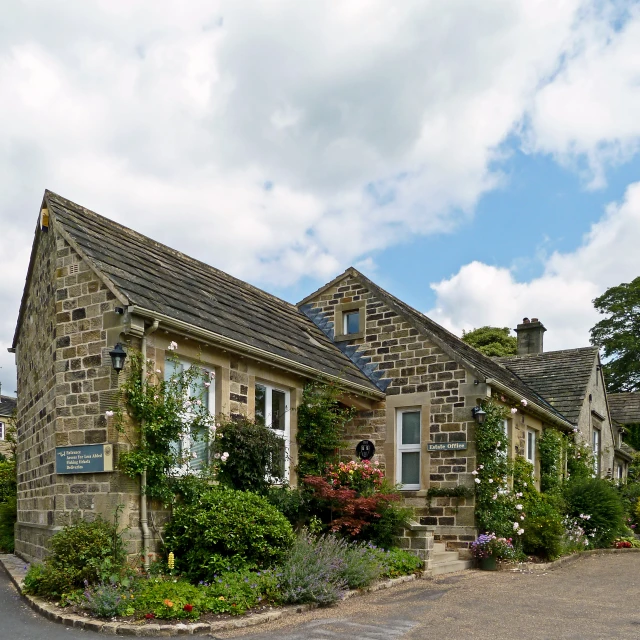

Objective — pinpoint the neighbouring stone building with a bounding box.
[0,395,16,458]
[9,190,635,564]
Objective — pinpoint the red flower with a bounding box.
[183,604,194,612]
[145,613,155,619]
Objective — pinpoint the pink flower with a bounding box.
[167,341,178,351]
[511,407,518,414]
[204,382,211,388]
[105,411,114,417]
[521,399,528,406]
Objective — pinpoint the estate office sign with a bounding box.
[55,444,114,474]
[427,442,468,452]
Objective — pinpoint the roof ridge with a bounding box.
[45,190,300,314]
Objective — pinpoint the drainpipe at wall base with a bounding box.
[140,319,159,570]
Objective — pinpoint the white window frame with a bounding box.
[255,382,291,480]
[592,428,601,476]
[0,421,4,441]
[166,357,216,476]
[526,428,536,467]
[617,463,624,481]
[396,408,421,490]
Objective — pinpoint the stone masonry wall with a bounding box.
[301,273,483,551]
[15,226,130,561]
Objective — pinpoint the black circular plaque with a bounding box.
[356,439,375,460]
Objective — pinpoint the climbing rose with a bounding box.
[511,407,518,414]
[521,399,528,406]
[167,341,178,351]
[105,410,114,417]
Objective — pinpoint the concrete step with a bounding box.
[431,550,460,563]
[432,542,446,552]
[430,559,473,576]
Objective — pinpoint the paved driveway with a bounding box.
[218,553,640,640]
[2,553,639,639]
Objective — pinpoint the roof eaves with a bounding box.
[130,305,385,400]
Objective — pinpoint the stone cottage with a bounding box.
[9,190,626,566]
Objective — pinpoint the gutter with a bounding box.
[485,377,574,432]
[140,319,159,570]
[127,305,385,401]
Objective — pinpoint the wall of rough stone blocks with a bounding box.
[14,225,130,561]
[301,273,483,548]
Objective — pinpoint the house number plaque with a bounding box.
[355,440,375,460]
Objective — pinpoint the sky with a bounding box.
[1,1,640,396]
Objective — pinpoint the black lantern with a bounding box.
[109,343,127,373]
[471,406,487,424]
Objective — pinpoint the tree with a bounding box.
[589,277,640,393]
[461,326,517,357]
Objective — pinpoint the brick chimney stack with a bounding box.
[515,317,546,355]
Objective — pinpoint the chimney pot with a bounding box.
[515,317,546,355]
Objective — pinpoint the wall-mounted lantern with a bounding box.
[471,406,486,424]
[109,343,127,374]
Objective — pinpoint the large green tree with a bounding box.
[461,326,517,357]
[589,276,640,393]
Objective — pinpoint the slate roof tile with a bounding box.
[0,396,17,417]
[608,392,640,425]
[44,192,380,394]
[497,347,599,425]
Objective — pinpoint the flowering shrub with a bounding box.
[276,531,383,605]
[613,536,640,549]
[470,534,516,560]
[325,460,385,494]
[302,474,409,547]
[562,515,591,553]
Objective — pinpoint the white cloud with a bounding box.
[427,181,640,349]
[1,1,640,393]
[526,3,640,187]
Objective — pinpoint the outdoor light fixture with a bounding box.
[109,343,127,373]
[471,406,487,424]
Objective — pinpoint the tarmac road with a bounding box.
[1,553,639,639]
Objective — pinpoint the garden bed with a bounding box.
[1,553,422,636]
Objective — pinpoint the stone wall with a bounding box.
[14,227,128,561]
[301,272,482,548]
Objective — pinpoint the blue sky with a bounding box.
[1,1,640,394]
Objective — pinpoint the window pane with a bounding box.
[402,411,421,445]
[255,384,266,426]
[344,311,360,334]
[271,389,286,431]
[401,452,420,485]
[190,425,207,471]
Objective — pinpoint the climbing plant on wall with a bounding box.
[296,382,355,478]
[473,401,519,538]
[538,428,566,495]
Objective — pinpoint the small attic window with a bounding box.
[344,310,360,335]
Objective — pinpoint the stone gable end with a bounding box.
[301,273,485,548]
[14,228,120,560]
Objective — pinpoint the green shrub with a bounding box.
[83,581,136,618]
[522,498,565,560]
[0,496,16,553]
[164,487,295,582]
[565,478,626,548]
[264,485,311,529]
[23,517,127,598]
[376,547,424,577]
[212,417,286,494]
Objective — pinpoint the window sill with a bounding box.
[334,331,364,342]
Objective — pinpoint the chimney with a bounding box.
[515,317,546,355]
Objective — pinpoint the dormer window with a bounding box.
[344,310,360,335]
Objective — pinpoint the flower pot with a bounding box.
[479,556,498,571]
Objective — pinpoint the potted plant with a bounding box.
[470,533,515,570]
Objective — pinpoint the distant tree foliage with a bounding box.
[461,326,517,357]
[589,277,640,393]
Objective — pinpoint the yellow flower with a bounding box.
[164,599,174,608]
[218,596,225,601]
[167,552,175,570]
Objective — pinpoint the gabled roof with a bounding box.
[608,392,640,425]
[301,268,572,428]
[496,347,599,425]
[14,191,381,397]
[0,396,17,417]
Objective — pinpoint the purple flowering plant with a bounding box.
[470,533,515,560]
